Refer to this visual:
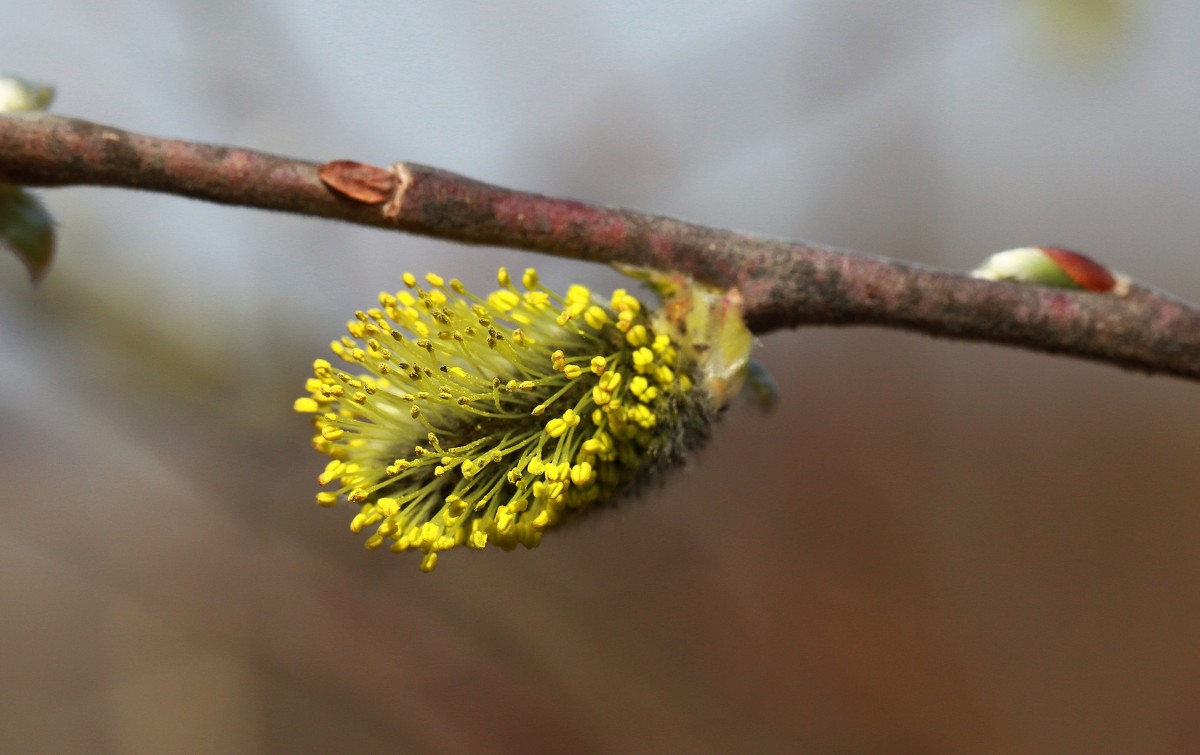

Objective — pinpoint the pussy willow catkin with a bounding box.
[296,267,750,571]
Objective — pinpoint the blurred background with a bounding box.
[2,0,1199,752]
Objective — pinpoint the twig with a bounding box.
[2,112,1198,381]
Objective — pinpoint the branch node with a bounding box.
[383,162,413,220]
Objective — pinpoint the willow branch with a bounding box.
[2,112,1198,381]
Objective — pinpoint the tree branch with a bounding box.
[2,112,1198,381]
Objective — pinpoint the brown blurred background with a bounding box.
[3,0,1200,752]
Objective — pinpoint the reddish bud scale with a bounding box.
[1042,247,1117,292]
[319,160,395,204]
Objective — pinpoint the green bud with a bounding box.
[971,246,1116,292]
[0,74,54,113]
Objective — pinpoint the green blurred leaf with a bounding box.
[0,185,56,283]
[1022,0,1133,60]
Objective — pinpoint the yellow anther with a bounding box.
[565,283,590,304]
[316,492,339,507]
[294,397,319,413]
[524,291,550,308]
[545,418,568,438]
[562,409,580,428]
[598,371,622,392]
[570,461,594,486]
[402,272,417,287]
[470,530,488,548]
[419,552,438,572]
[563,364,582,380]
[320,458,346,478]
[590,356,607,375]
[584,305,609,330]
[527,457,545,475]
[497,267,511,286]
[521,268,539,289]
[629,375,649,397]
[609,288,638,312]
[633,347,655,372]
[488,290,520,312]
[625,324,649,347]
[419,522,440,548]
[425,272,444,287]
[629,404,656,429]
[461,459,476,478]
[615,309,635,332]
[320,425,344,441]
[591,386,611,406]
[496,505,515,533]
[376,497,400,517]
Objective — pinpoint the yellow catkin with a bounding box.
[295,267,716,572]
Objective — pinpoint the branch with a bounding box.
[2,112,1198,381]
